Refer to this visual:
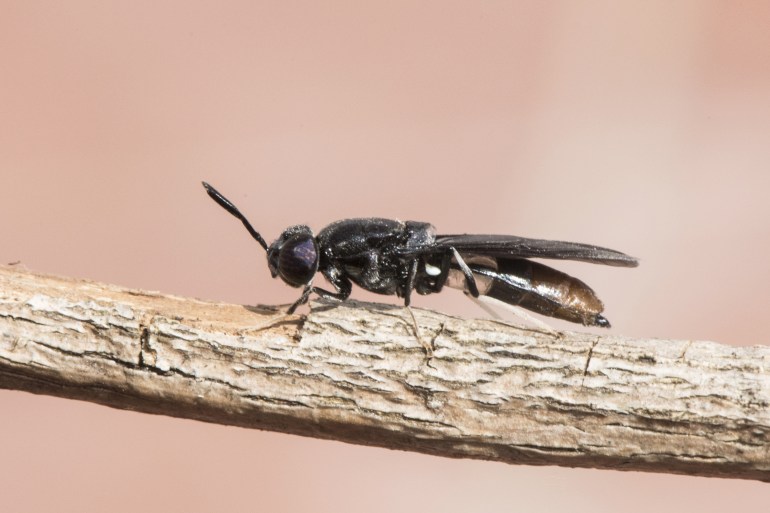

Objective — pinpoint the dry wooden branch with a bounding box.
[0,265,768,481]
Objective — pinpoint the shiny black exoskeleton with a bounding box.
[203,182,638,327]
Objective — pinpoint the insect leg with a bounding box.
[403,258,419,306]
[399,258,433,355]
[287,285,313,314]
[287,280,352,313]
[404,304,433,358]
[312,275,352,302]
[450,247,480,297]
[287,269,353,314]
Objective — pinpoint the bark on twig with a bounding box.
[0,266,768,480]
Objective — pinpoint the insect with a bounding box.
[203,182,638,327]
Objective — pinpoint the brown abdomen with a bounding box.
[449,258,609,327]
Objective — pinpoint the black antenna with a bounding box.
[202,182,268,251]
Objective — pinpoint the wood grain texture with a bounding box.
[0,265,768,480]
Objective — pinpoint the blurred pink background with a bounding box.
[2,1,769,511]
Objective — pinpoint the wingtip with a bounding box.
[610,253,639,268]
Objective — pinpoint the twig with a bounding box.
[0,266,768,480]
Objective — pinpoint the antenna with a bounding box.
[202,182,268,251]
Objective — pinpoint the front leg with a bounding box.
[287,285,313,314]
[312,277,352,302]
[287,267,352,314]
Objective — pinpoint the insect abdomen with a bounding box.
[460,259,609,327]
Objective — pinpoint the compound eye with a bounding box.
[278,235,319,287]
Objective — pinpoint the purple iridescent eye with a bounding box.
[278,235,318,287]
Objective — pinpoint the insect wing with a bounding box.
[428,234,638,267]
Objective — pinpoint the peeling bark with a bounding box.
[0,266,768,480]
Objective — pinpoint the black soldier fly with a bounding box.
[202,182,638,328]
